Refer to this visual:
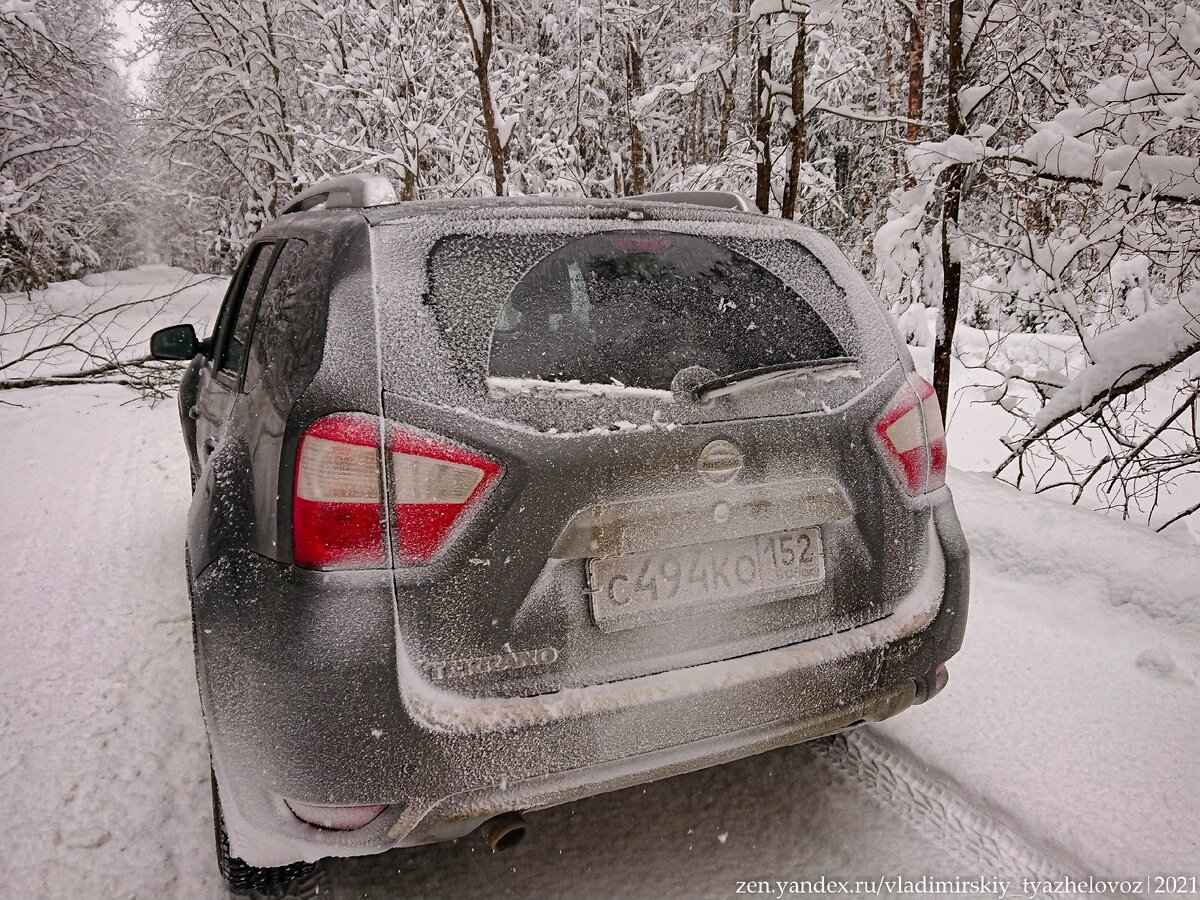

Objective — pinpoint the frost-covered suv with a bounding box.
[151,178,969,897]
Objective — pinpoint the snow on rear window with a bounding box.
[482,231,846,391]
[372,214,892,433]
[423,231,852,392]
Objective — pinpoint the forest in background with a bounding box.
[2,0,1198,528]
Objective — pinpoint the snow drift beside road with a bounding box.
[881,471,1200,879]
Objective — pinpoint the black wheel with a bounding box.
[211,769,325,899]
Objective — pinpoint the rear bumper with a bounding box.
[196,495,968,867]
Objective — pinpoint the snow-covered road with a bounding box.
[1,269,1196,898]
[2,383,1195,899]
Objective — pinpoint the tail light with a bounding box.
[391,431,501,563]
[292,414,501,568]
[293,415,385,567]
[874,374,947,494]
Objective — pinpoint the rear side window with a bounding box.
[244,239,310,393]
[218,244,275,378]
[488,231,845,390]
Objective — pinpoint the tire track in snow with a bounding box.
[812,730,1109,897]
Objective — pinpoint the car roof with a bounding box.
[253,194,780,252]
[360,195,763,226]
[278,176,757,221]
[262,196,764,240]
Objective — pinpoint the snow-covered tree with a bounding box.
[4,0,1195,529]
[876,0,1199,526]
[142,0,308,263]
[1,0,129,289]
[301,0,472,198]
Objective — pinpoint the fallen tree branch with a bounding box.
[0,354,185,397]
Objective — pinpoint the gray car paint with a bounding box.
[171,198,969,867]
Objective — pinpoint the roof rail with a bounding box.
[624,190,757,213]
[281,173,397,216]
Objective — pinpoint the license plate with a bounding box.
[587,527,825,632]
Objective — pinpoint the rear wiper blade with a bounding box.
[693,357,860,402]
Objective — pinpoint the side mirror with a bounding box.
[150,324,201,361]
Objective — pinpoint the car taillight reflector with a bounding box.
[293,415,384,568]
[296,436,381,503]
[391,431,500,564]
[874,374,947,495]
[284,799,387,831]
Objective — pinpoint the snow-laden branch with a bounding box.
[1029,287,1200,436]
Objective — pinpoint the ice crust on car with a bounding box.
[370,208,903,435]
[486,375,674,402]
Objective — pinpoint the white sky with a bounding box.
[111,0,152,89]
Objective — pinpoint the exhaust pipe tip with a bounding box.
[479,811,527,852]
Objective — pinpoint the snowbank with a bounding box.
[879,470,1200,877]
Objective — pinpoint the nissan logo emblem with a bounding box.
[696,440,744,485]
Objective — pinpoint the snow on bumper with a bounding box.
[195,501,968,867]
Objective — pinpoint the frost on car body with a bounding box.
[151,194,969,883]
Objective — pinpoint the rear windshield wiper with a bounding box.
[693,357,860,402]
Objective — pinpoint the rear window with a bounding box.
[483,231,846,391]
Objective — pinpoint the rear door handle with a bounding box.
[188,405,200,420]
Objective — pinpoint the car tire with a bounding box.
[211,769,325,899]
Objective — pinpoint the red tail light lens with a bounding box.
[292,416,501,568]
[874,374,947,495]
[293,415,384,568]
[391,431,501,563]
